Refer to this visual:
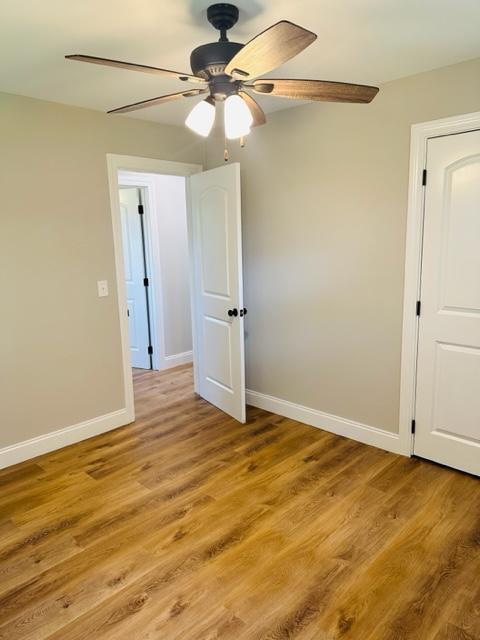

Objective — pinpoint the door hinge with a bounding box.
[422,169,427,186]
[416,300,421,316]
[138,204,144,215]
[143,277,149,287]
[147,345,153,355]
[411,419,416,434]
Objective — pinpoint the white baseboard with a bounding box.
[0,408,132,470]
[246,390,408,456]
[163,350,193,369]
[0,389,406,471]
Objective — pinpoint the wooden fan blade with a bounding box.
[251,79,379,103]
[239,91,266,127]
[66,55,205,83]
[108,89,208,114]
[225,21,316,80]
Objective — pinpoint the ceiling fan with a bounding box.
[66,3,379,143]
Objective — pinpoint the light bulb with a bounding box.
[224,94,253,140]
[185,98,215,137]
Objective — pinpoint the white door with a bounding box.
[414,130,480,476]
[188,163,245,422]
[119,187,151,370]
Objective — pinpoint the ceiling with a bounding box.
[2,0,480,126]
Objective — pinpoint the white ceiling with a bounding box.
[2,0,480,126]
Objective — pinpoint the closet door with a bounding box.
[414,130,480,476]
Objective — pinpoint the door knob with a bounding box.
[228,308,238,317]
[239,308,248,317]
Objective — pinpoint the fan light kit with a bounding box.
[66,3,379,157]
[185,96,216,137]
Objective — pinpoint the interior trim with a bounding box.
[246,390,406,455]
[164,350,194,368]
[0,409,130,470]
[106,154,203,422]
[399,109,480,458]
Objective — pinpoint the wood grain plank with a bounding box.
[0,366,477,640]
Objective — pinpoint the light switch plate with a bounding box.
[97,280,109,297]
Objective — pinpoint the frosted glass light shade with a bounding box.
[224,94,253,140]
[185,99,215,137]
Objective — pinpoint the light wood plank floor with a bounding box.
[0,366,479,640]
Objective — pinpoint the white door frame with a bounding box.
[399,110,480,456]
[107,154,202,422]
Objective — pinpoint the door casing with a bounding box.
[107,154,202,423]
[399,110,480,458]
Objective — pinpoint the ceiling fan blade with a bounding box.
[250,79,379,103]
[225,21,316,81]
[108,89,208,114]
[66,55,205,83]
[239,91,266,127]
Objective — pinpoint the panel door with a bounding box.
[414,130,480,475]
[119,187,151,369]
[189,163,245,422]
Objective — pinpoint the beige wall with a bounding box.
[151,175,192,359]
[206,57,480,434]
[0,92,203,449]
[2,55,479,453]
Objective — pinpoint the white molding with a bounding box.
[106,155,203,417]
[108,155,202,178]
[399,110,480,457]
[0,409,130,470]
[247,390,406,456]
[164,350,193,368]
[185,175,200,393]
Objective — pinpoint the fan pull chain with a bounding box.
[240,136,245,148]
[224,133,229,162]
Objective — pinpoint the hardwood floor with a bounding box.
[0,366,479,640]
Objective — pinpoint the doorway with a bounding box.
[118,170,193,373]
[401,112,480,476]
[107,154,246,425]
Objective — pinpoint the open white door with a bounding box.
[188,163,245,423]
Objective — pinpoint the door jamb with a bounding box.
[107,154,202,423]
[399,110,480,456]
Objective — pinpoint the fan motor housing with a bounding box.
[190,41,243,80]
